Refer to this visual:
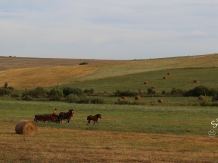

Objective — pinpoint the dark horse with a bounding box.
[58,109,74,123]
[87,114,101,125]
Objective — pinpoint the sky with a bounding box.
[0,0,218,60]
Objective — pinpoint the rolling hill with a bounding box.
[0,53,218,90]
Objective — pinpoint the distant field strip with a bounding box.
[1,54,218,89]
[0,66,98,89]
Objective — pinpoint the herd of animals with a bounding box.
[34,109,102,125]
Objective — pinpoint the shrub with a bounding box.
[63,87,83,96]
[79,62,88,65]
[22,95,33,101]
[115,90,138,96]
[185,85,217,96]
[47,88,63,101]
[11,94,20,98]
[84,88,94,95]
[90,98,104,104]
[66,94,80,103]
[171,88,186,96]
[147,88,155,95]
[21,87,47,98]
[0,88,10,96]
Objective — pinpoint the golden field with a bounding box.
[0,54,218,89]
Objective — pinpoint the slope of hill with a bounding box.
[0,54,218,89]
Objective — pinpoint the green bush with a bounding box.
[171,88,186,96]
[22,87,47,98]
[47,88,63,101]
[66,94,80,103]
[0,88,10,96]
[115,90,138,96]
[147,88,155,95]
[79,62,88,65]
[21,95,33,101]
[84,88,94,95]
[90,98,104,104]
[11,94,20,98]
[185,85,217,96]
[63,87,83,96]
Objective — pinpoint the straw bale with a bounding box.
[193,79,200,83]
[15,120,37,136]
[151,86,156,89]
[121,96,127,100]
[198,95,204,100]
[135,95,141,100]
[163,76,167,79]
[167,72,171,75]
[144,81,148,84]
[158,99,165,103]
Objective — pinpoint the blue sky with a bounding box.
[0,0,218,60]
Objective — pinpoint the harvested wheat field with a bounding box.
[0,122,218,163]
[1,54,218,89]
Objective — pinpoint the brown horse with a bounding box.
[87,114,101,125]
[58,109,74,123]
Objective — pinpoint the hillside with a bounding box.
[0,54,218,89]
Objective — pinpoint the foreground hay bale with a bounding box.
[163,76,167,79]
[198,95,204,100]
[193,79,200,83]
[151,86,156,89]
[158,99,165,103]
[135,95,141,100]
[15,120,37,136]
[144,81,148,84]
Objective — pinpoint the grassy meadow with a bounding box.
[1,100,218,162]
[1,54,218,162]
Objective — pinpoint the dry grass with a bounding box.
[0,66,98,89]
[1,122,218,163]
[1,54,218,89]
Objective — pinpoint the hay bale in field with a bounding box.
[167,72,171,75]
[158,99,165,103]
[163,76,167,79]
[121,96,127,100]
[15,120,37,135]
[198,95,204,100]
[151,86,156,89]
[135,95,141,100]
[193,79,200,83]
[144,81,148,85]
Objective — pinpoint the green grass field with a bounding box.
[1,100,218,162]
[1,100,217,136]
[67,67,218,93]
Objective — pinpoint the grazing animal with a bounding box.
[58,109,74,123]
[87,114,101,125]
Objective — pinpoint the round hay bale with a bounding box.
[15,120,37,136]
[198,95,204,100]
[167,72,171,75]
[121,96,127,100]
[144,81,148,85]
[163,76,167,79]
[135,95,141,100]
[151,86,156,89]
[158,99,165,103]
[193,79,200,83]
